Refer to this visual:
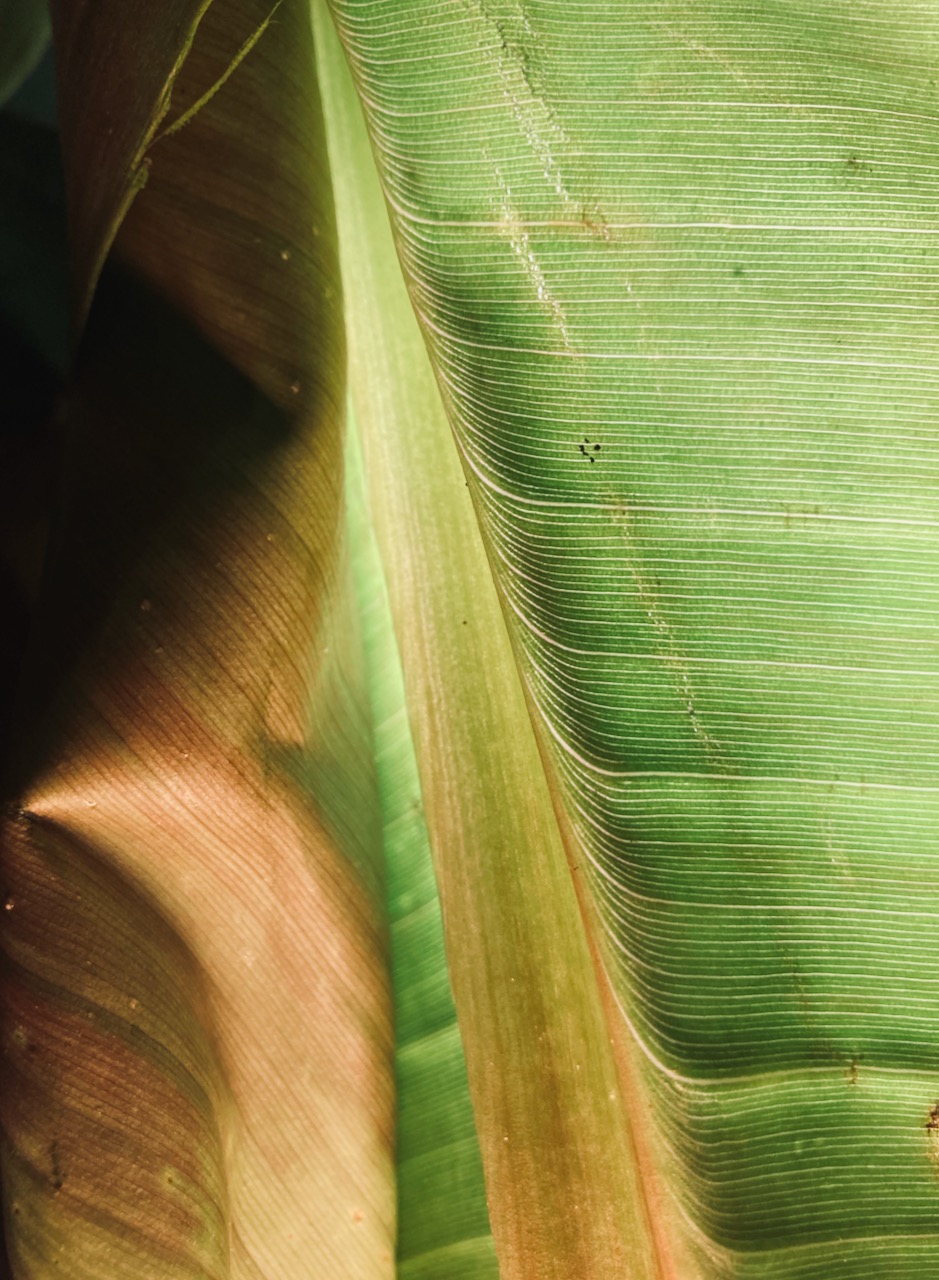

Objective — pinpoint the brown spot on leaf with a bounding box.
[925,1103,939,1172]
[50,1139,64,1191]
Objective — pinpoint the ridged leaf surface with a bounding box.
[317,9,660,1273]
[2,2,395,1275]
[326,2,939,1274]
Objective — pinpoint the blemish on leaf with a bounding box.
[609,499,725,764]
[50,1140,64,1191]
[925,1103,939,1169]
[845,154,871,175]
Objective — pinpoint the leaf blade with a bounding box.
[3,2,396,1275]
[316,9,662,1276]
[325,0,939,1272]
[345,410,498,1276]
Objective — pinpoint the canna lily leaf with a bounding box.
[3,1,395,1275]
[47,0,255,327]
[325,1,939,1275]
[5,0,939,1277]
[344,412,499,1279]
[316,8,659,1274]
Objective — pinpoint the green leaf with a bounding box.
[8,1,939,1276]
[316,8,661,1276]
[345,410,498,1278]
[0,0,49,108]
[326,1,939,1274]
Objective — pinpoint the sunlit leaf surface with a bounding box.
[317,9,659,1273]
[345,415,498,1279]
[6,1,939,1275]
[326,2,939,1274]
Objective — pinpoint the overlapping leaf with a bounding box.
[2,2,396,1275]
[8,1,939,1276]
[316,8,659,1274]
[326,1,939,1275]
[345,416,498,1279]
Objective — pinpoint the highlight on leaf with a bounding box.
[3,1,939,1278]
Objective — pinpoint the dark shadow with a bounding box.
[0,62,65,1280]
[2,256,302,789]
[0,114,69,375]
[3,45,58,132]
[0,113,69,810]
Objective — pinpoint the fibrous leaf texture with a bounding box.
[3,1,939,1278]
